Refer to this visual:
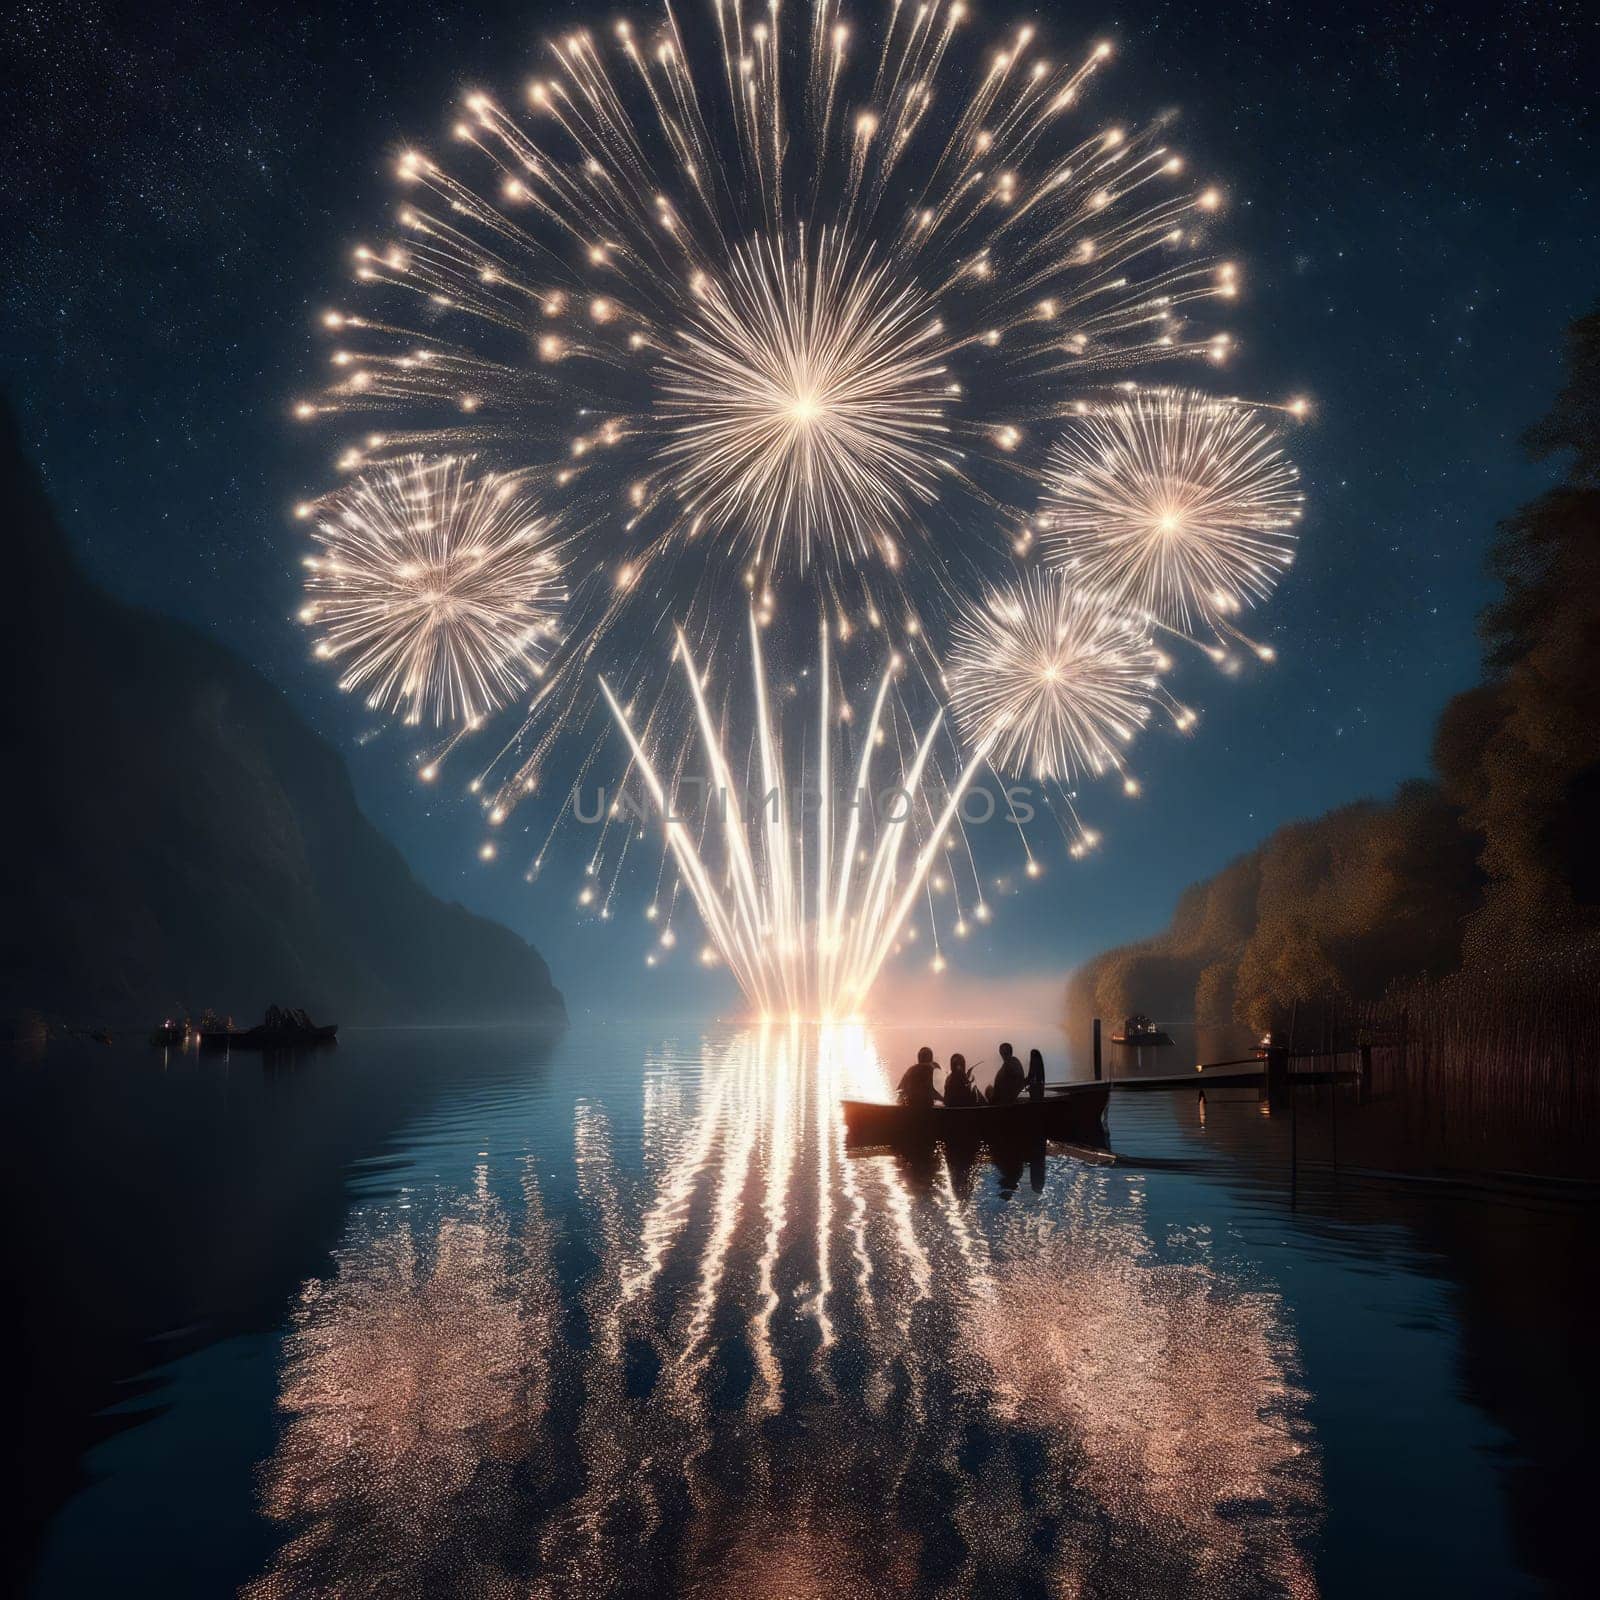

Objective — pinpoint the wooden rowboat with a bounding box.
[842,1082,1109,1147]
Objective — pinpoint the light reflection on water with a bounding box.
[18,1019,1588,1598]
[244,1024,1319,1597]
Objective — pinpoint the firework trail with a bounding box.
[299,455,566,727]
[1040,387,1303,654]
[604,613,996,1017]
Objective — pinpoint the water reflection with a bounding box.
[251,1025,1321,1595]
[969,1203,1319,1593]
[247,1166,559,1597]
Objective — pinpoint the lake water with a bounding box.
[7,1020,1595,1597]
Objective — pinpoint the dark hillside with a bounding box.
[1,407,563,1028]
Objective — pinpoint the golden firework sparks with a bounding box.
[945,568,1179,784]
[295,2,1236,649]
[300,455,566,726]
[1041,388,1303,651]
[658,229,957,572]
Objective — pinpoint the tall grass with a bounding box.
[1319,948,1600,1172]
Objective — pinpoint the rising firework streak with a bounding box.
[603,615,996,1017]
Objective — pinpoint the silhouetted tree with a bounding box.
[1069,302,1600,1027]
[1442,304,1600,962]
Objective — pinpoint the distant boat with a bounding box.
[842,1083,1109,1146]
[199,1009,337,1051]
[1110,1014,1174,1046]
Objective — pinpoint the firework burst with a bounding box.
[1040,388,1303,650]
[286,3,1308,1004]
[658,229,957,574]
[299,456,565,727]
[945,569,1181,787]
[296,3,1238,711]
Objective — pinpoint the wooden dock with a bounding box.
[1052,1035,1367,1101]
[1096,1066,1359,1093]
[1060,1019,1378,1208]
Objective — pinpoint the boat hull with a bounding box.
[842,1084,1109,1147]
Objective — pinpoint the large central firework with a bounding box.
[659,229,957,573]
[293,1,1302,1012]
[300,1,1231,624]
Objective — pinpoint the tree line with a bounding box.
[1070,306,1600,1032]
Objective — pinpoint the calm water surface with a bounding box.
[7,1020,1594,1597]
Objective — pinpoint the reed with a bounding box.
[1327,947,1600,1169]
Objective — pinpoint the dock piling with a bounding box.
[1265,1044,1289,1107]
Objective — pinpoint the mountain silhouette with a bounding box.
[0,405,564,1028]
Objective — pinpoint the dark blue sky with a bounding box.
[6,0,1595,1017]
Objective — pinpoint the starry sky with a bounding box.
[6,0,1596,1018]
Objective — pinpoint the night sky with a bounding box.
[7,0,1595,1018]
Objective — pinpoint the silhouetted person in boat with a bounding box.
[944,1053,980,1107]
[988,1043,1026,1105]
[1026,1048,1047,1101]
[897,1046,943,1109]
